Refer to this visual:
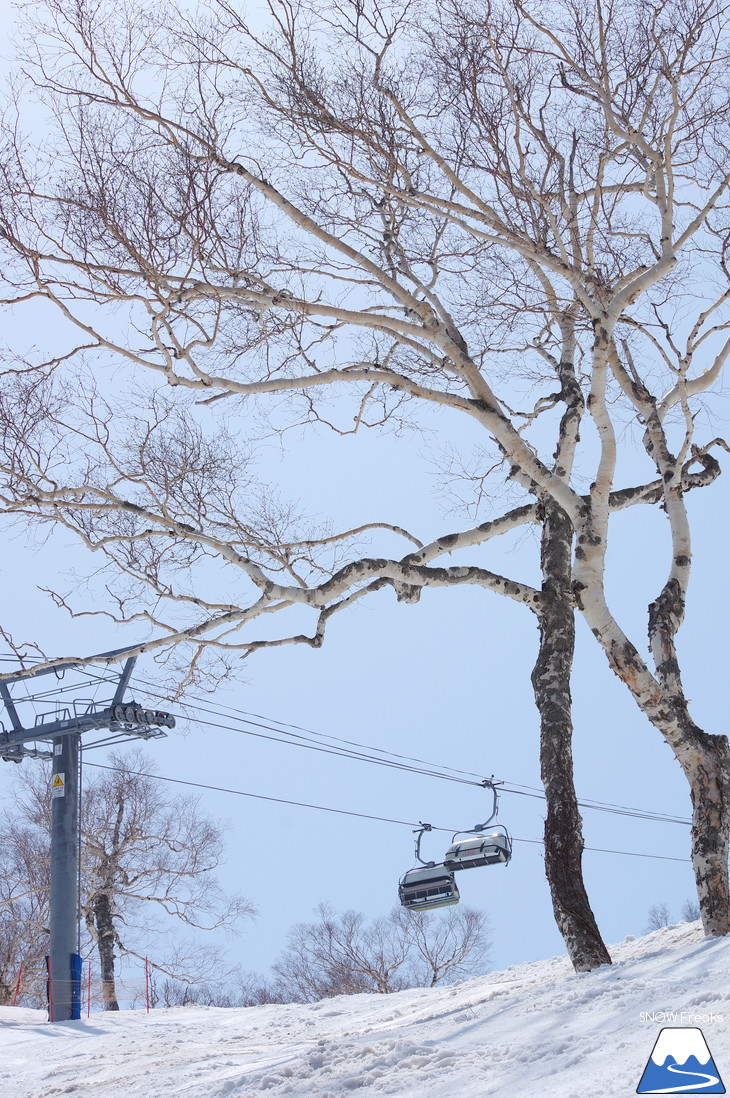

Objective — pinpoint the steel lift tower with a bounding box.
[0,649,175,1021]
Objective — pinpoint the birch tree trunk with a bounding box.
[679,726,730,937]
[533,500,611,970]
[576,583,730,937]
[92,891,120,1011]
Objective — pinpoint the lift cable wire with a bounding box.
[0,658,690,827]
[82,760,691,864]
[135,704,688,828]
[133,679,487,785]
[165,686,489,783]
[129,678,691,828]
[164,687,670,813]
[1,657,689,824]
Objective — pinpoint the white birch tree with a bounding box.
[0,0,729,971]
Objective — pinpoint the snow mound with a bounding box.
[2,922,728,1098]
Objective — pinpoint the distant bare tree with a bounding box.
[0,822,49,1006]
[272,903,412,1001]
[271,902,490,1002]
[150,972,276,1008]
[6,750,253,1010]
[395,906,491,988]
[1,0,730,972]
[233,970,289,1008]
[681,899,701,922]
[140,904,490,1008]
[645,902,672,933]
[152,976,233,1008]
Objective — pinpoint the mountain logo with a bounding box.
[637,1027,725,1093]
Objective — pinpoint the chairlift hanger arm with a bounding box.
[410,825,432,865]
[471,778,501,832]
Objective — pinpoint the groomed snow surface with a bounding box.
[2,922,728,1098]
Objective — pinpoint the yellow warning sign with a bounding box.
[51,773,65,798]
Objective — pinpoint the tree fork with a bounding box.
[532,500,611,971]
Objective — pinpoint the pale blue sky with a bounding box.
[1,395,723,975]
[0,0,728,983]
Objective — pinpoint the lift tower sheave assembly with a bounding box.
[0,651,176,1022]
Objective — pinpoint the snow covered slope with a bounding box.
[2,922,728,1098]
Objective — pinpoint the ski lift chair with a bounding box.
[398,865,460,911]
[398,822,460,911]
[444,828,512,871]
[443,779,513,871]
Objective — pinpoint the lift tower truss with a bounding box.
[0,649,175,1022]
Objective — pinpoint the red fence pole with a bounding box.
[145,957,150,1014]
[87,961,92,1018]
[12,962,23,1007]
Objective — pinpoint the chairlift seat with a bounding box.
[443,829,512,871]
[398,865,460,911]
